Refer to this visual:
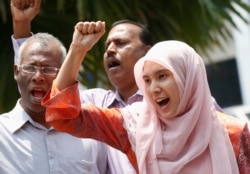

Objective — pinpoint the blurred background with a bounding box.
[1,0,250,114]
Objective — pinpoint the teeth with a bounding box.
[34,96,43,99]
[156,98,165,103]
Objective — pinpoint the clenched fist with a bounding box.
[70,21,106,53]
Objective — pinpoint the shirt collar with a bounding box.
[5,99,50,133]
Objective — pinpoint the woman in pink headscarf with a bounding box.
[132,40,238,173]
[43,21,240,174]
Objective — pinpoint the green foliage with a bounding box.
[0,0,250,113]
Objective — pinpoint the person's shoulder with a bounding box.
[0,112,14,131]
[217,111,246,128]
[79,88,116,106]
[79,88,113,95]
[122,102,143,115]
[0,112,12,120]
[79,88,115,101]
[0,103,26,127]
[217,111,248,140]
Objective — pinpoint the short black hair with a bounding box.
[111,19,154,46]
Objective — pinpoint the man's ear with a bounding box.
[13,65,19,80]
[144,45,152,54]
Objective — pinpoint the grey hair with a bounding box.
[17,33,67,65]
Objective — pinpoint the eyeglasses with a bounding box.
[18,64,60,76]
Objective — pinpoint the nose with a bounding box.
[150,81,161,93]
[106,42,116,56]
[32,68,45,82]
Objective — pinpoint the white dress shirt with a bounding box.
[0,100,108,174]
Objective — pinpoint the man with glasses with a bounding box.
[0,31,109,173]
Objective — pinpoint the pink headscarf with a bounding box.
[133,41,239,174]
